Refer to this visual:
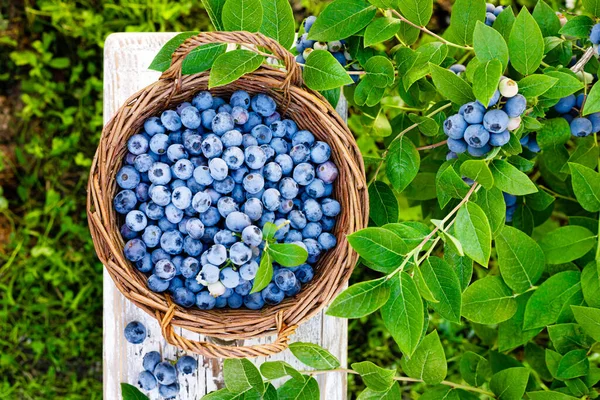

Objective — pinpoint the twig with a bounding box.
[416,140,447,151]
[570,47,596,73]
[538,185,578,203]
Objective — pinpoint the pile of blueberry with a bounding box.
[124,321,197,398]
[444,77,526,158]
[114,90,341,310]
[485,3,504,26]
[553,93,600,137]
[294,16,351,67]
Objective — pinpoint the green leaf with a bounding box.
[260,361,303,381]
[149,32,199,72]
[473,60,503,108]
[538,226,596,264]
[498,292,542,352]
[202,388,250,400]
[582,261,600,308]
[421,257,462,323]
[559,15,594,38]
[403,172,437,200]
[546,349,562,378]
[223,359,264,394]
[444,243,473,291]
[542,71,584,99]
[460,352,491,387]
[556,349,589,379]
[474,187,506,236]
[386,136,420,192]
[355,80,385,107]
[383,222,432,252]
[460,160,494,190]
[508,7,544,75]
[572,306,600,342]
[222,0,263,32]
[518,74,558,98]
[436,162,470,208]
[523,270,582,330]
[409,114,439,136]
[527,392,578,400]
[307,0,376,41]
[364,17,401,46]
[209,50,263,88]
[490,367,529,400]
[446,0,486,46]
[327,277,391,318]
[403,43,448,90]
[462,275,518,324]
[347,227,407,272]
[429,64,475,105]
[548,323,595,354]
[259,0,295,49]
[583,81,600,115]
[262,222,278,240]
[532,0,561,37]
[181,43,227,75]
[413,264,439,303]
[490,160,538,195]
[455,202,492,266]
[496,225,545,293]
[400,331,447,384]
[583,0,600,17]
[251,250,272,293]
[121,383,149,400]
[562,136,599,172]
[351,361,396,392]
[304,50,353,90]
[398,0,433,26]
[364,56,395,88]
[381,272,424,357]
[368,181,398,226]
[201,0,226,30]
[538,118,571,150]
[493,6,516,42]
[320,87,341,108]
[268,243,308,267]
[568,163,600,212]
[473,21,509,71]
[357,382,401,399]
[289,342,340,370]
[277,376,320,400]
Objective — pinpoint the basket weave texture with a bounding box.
[88,31,368,359]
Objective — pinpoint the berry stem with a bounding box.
[390,10,473,51]
[570,47,595,74]
[416,140,448,151]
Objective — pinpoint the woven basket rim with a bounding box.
[88,31,368,358]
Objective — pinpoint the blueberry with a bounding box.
[447,138,468,154]
[150,185,171,206]
[243,172,265,194]
[292,130,315,147]
[154,259,176,280]
[124,321,147,344]
[243,112,263,132]
[244,292,265,310]
[230,90,251,109]
[227,293,244,308]
[274,269,297,292]
[290,144,311,164]
[117,166,141,189]
[172,186,192,209]
[114,190,137,214]
[212,112,235,135]
[242,198,263,221]
[151,248,170,264]
[154,361,177,385]
[462,102,486,124]
[137,370,157,391]
[134,154,154,173]
[245,145,267,169]
[127,134,149,155]
[200,206,221,226]
[591,23,600,45]
[262,282,285,305]
[589,112,600,132]
[196,291,216,310]
[214,196,236,217]
[229,242,252,265]
[166,144,188,163]
[251,94,277,117]
[217,267,239,288]
[126,210,148,232]
[301,199,321,222]
[318,232,337,250]
[289,210,307,230]
[489,130,510,147]
[192,91,214,110]
[185,277,204,293]
[251,124,273,145]
[443,114,468,139]
[304,238,322,263]
[321,198,341,217]
[316,161,338,183]
[467,143,492,157]
[142,351,162,372]
[191,190,212,213]
[148,162,172,185]
[483,110,509,134]
[181,106,201,129]
[261,163,282,184]
[261,144,275,161]
[494,5,504,16]
[504,94,527,118]
[221,129,243,147]
[238,261,257,281]
[302,222,322,239]
[304,15,317,32]
[554,95,576,114]
[150,134,169,156]
[293,163,315,186]
[214,229,237,247]
[160,110,182,132]
[124,238,146,262]
[159,382,180,399]
[120,224,139,240]
[176,355,197,375]
[193,166,214,186]
[270,121,286,138]
[449,64,466,74]
[503,192,517,207]
[183,236,203,256]
[262,188,282,211]
[464,124,490,148]
[570,117,593,137]
[321,216,335,231]
[226,211,252,232]
[201,135,224,159]
[240,225,262,247]
[184,134,203,156]
[206,244,228,265]
[201,109,217,130]
[485,12,496,26]
[144,116,166,136]
[160,230,184,254]
[306,179,326,198]
[172,159,194,180]
[199,264,220,284]
[158,216,177,231]
[242,133,259,148]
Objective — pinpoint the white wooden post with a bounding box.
[103,32,348,400]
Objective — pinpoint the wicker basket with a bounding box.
[87,31,368,359]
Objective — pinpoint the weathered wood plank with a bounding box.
[103,32,347,400]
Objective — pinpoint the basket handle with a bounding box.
[160,31,303,89]
[159,304,297,359]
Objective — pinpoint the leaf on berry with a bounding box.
[568,163,600,212]
[259,0,295,49]
[276,375,320,399]
[490,160,538,195]
[582,0,600,17]
[462,275,517,324]
[201,0,226,30]
[121,383,150,400]
[508,7,544,75]
[223,359,265,394]
[289,342,341,369]
[421,257,462,323]
[363,17,402,46]
[518,74,558,97]
[397,0,433,27]
[541,71,583,99]
[429,64,475,105]
[351,361,396,392]
[445,0,486,46]
[250,250,273,294]
[327,277,391,318]
[473,60,503,107]
[208,50,264,88]
[182,43,227,75]
[532,0,561,37]
[368,181,399,226]
[537,226,596,264]
[490,367,529,400]
[222,0,263,32]
[559,15,594,38]
[307,0,376,41]
[347,227,407,272]
[386,136,420,193]
[304,50,354,91]
[455,202,492,267]
[148,31,199,72]
[572,305,600,342]
[364,56,395,88]
[268,243,308,267]
[400,331,447,384]
[473,21,509,70]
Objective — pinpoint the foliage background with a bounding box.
[0,0,587,399]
